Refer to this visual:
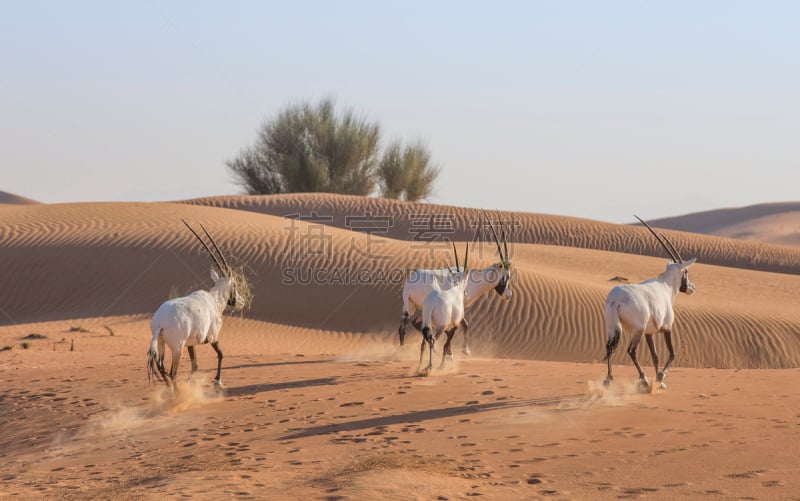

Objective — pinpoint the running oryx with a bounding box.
[399,211,513,358]
[603,215,696,390]
[147,220,250,392]
[418,241,471,376]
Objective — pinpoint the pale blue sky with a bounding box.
[2,1,798,222]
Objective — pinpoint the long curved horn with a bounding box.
[451,240,460,272]
[496,210,509,260]
[199,223,232,273]
[182,219,224,273]
[463,240,469,272]
[481,209,505,261]
[633,215,679,263]
[660,232,684,262]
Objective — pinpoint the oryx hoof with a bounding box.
[656,372,668,389]
[213,380,224,392]
[418,368,431,377]
[462,347,471,356]
[603,376,613,388]
[637,378,651,393]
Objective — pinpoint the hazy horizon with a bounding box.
[2,1,798,223]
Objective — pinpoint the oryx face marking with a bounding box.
[679,269,695,295]
[493,269,512,300]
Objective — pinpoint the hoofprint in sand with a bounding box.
[1,317,799,500]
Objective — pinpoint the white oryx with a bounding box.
[147,220,246,392]
[399,211,513,358]
[603,215,696,390]
[418,241,471,376]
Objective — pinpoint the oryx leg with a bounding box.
[149,332,171,388]
[400,300,423,346]
[460,317,471,356]
[626,329,649,389]
[398,309,425,346]
[168,348,182,392]
[657,330,676,387]
[411,312,423,333]
[187,345,199,373]
[604,328,621,387]
[646,333,668,389]
[645,334,659,378]
[152,347,171,389]
[156,365,172,389]
[399,293,414,342]
[157,335,166,368]
[398,312,408,345]
[418,325,439,376]
[418,326,430,373]
[440,327,457,369]
[413,314,446,355]
[426,327,444,375]
[210,341,224,388]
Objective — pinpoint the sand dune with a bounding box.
[0,190,40,205]
[184,194,800,275]
[2,196,800,369]
[647,201,800,246]
[3,194,800,499]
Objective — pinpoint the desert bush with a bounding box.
[377,140,440,201]
[228,97,439,200]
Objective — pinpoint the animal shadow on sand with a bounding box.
[224,377,340,397]
[281,394,586,440]
[224,358,337,371]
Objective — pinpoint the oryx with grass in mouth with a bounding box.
[147,220,251,392]
[603,215,696,390]
[399,211,513,359]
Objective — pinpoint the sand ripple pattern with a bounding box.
[2,196,800,368]
[184,194,800,275]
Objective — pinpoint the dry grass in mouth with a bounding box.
[165,262,254,313]
[227,263,254,313]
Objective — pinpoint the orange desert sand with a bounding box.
[1,193,799,500]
